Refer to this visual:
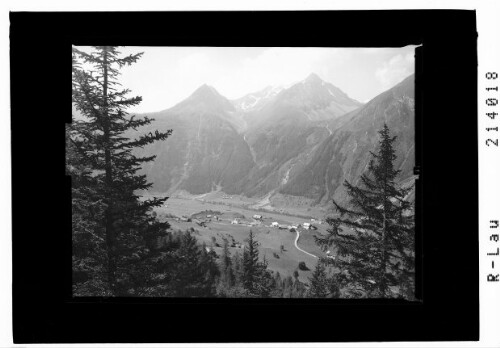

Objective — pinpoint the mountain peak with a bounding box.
[191,84,220,98]
[304,73,323,83]
[167,83,235,114]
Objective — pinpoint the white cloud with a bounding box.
[240,48,323,85]
[375,52,414,90]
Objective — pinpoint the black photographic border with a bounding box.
[10,10,478,343]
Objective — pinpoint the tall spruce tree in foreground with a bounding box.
[317,124,415,298]
[68,127,111,295]
[70,46,172,296]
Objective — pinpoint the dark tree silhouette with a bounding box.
[70,46,172,296]
[308,260,329,298]
[317,124,415,299]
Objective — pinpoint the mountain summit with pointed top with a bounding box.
[280,74,416,204]
[238,73,363,132]
[304,72,323,83]
[191,83,220,96]
[134,74,414,203]
[275,73,362,118]
[169,83,235,114]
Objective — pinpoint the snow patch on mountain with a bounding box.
[232,85,284,112]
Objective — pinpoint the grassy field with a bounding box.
[149,195,334,283]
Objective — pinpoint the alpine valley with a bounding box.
[134,73,415,212]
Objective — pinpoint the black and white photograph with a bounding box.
[9,8,487,345]
[70,46,417,299]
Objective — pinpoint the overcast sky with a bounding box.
[77,46,416,114]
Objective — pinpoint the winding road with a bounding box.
[294,230,318,259]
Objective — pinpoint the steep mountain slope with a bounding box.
[134,73,414,209]
[136,85,255,194]
[272,73,362,121]
[280,74,415,205]
[242,73,362,132]
[134,73,362,197]
[234,74,363,197]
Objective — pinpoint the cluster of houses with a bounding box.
[172,209,326,234]
[269,221,317,231]
[231,214,263,226]
[269,218,323,231]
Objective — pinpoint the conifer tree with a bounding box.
[231,251,244,286]
[271,272,283,298]
[70,46,172,296]
[242,229,260,293]
[308,260,329,298]
[253,255,275,297]
[274,271,282,286]
[199,242,220,296]
[291,278,307,298]
[240,230,276,297]
[68,129,110,295]
[221,251,246,297]
[282,275,294,298]
[317,124,415,298]
[218,237,234,290]
[170,232,203,296]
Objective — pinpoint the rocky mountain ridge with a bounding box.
[132,73,415,207]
